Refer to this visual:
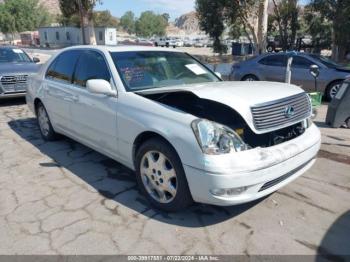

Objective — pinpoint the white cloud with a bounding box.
[140,0,195,17]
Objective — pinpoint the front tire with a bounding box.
[36,102,58,141]
[267,45,274,52]
[326,80,343,101]
[135,138,193,212]
[242,74,259,81]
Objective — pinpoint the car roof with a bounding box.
[62,45,183,53]
[261,52,314,58]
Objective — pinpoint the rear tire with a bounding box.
[242,74,259,81]
[36,102,59,141]
[135,138,193,212]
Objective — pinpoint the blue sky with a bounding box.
[95,0,196,20]
[96,0,310,20]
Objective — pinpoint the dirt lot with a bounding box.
[0,99,349,256]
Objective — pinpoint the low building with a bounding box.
[38,26,118,47]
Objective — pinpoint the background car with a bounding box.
[230,52,350,100]
[0,46,40,99]
[183,38,194,47]
[136,38,154,46]
[154,37,176,48]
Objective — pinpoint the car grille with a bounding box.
[0,75,28,93]
[251,93,312,132]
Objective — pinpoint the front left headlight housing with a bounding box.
[191,119,248,155]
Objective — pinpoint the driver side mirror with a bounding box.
[309,64,320,78]
[86,79,117,97]
[33,57,40,63]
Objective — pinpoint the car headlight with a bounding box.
[191,119,248,155]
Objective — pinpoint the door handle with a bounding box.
[72,96,79,102]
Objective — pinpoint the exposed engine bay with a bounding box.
[140,91,306,148]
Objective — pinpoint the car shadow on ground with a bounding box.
[317,210,350,260]
[8,117,264,227]
[0,97,26,107]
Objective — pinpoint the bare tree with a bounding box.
[257,0,269,54]
[59,0,100,45]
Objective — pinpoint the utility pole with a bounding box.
[77,0,87,45]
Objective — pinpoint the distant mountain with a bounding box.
[39,0,61,15]
[0,0,60,14]
[174,11,201,35]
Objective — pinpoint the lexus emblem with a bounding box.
[284,106,295,118]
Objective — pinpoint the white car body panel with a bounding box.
[26,45,321,206]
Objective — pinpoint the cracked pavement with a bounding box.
[0,99,349,256]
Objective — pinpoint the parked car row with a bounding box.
[153,37,214,48]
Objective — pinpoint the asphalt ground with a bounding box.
[0,99,349,256]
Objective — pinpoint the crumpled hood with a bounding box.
[0,63,40,75]
[138,81,305,133]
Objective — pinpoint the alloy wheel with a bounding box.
[330,83,341,99]
[140,151,177,204]
[38,106,50,137]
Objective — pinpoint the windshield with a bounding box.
[110,51,219,91]
[309,54,340,68]
[0,48,32,63]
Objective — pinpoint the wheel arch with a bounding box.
[325,79,345,100]
[326,79,345,90]
[241,74,259,81]
[132,131,181,169]
[34,98,43,115]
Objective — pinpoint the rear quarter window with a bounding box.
[46,50,81,83]
[259,55,287,67]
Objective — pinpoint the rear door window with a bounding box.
[292,56,313,69]
[259,55,287,67]
[46,50,80,83]
[73,50,111,87]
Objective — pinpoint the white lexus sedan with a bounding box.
[26,46,321,211]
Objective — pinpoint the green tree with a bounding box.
[196,0,227,54]
[135,11,167,37]
[59,0,101,44]
[161,13,170,23]
[196,0,269,54]
[271,0,300,51]
[120,11,136,34]
[302,4,332,51]
[309,0,350,61]
[0,0,51,40]
[93,10,119,27]
[58,14,81,27]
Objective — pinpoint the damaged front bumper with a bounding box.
[184,123,321,206]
